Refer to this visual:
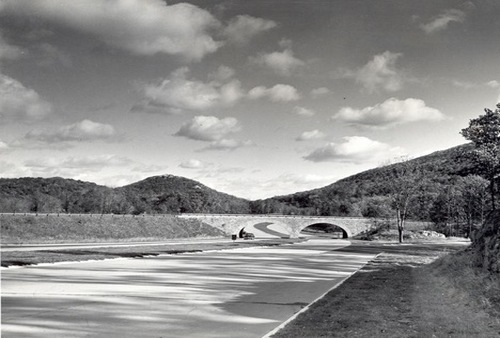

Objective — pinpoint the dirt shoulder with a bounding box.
[271,240,500,338]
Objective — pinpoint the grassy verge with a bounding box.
[0,214,224,244]
[272,240,500,338]
[1,238,302,268]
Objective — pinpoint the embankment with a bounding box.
[0,214,225,244]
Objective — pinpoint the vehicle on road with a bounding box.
[243,232,255,240]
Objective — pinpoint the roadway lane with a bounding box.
[1,239,377,338]
[1,238,230,252]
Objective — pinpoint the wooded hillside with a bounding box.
[0,143,490,235]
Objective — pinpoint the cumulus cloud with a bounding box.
[296,130,325,141]
[224,15,276,44]
[343,51,405,93]
[24,119,117,143]
[333,98,445,128]
[0,139,9,151]
[486,80,499,88]
[199,139,253,152]
[133,67,244,114]
[179,159,206,169]
[251,48,305,76]
[292,106,315,117]
[1,0,222,61]
[310,87,331,98]
[0,73,52,123]
[304,136,402,163]
[175,115,241,142]
[248,84,301,102]
[420,9,466,34]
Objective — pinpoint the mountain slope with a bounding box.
[250,143,481,218]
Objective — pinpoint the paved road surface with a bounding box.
[0,238,232,252]
[1,239,377,338]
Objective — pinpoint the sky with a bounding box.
[0,0,499,200]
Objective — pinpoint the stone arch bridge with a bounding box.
[178,214,376,238]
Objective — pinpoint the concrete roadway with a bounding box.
[0,238,232,252]
[1,239,377,338]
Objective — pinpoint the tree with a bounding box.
[385,157,425,243]
[456,175,488,237]
[461,103,500,210]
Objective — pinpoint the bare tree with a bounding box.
[386,157,425,243]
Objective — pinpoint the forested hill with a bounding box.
[116,175,250,214]
[0,143,484,219]
[249,143,483,220]
[0,175,250,214]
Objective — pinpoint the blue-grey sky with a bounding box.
[1,0,499,199]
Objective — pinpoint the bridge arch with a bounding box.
[300,222,349,239]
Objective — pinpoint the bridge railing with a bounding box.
[177,213,372,220]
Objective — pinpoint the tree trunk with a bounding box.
[490,175,496,210]
[396,208,404,243]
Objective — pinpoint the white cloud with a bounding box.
[0,73,52,123]
[203,172,339,200]
[199,139,253,152]
[25,119,117,143]
[486,80,499,88]
[452,80,476,89]
[224,15,276,44]
[175,115,241,142]
[343,51,404,93]
[0,160,30,177]
[296,130,325,141]
[252,48,305,76]
[131,163,167,174]
[292,106,315,117]
[24,155,135,175]
[420,9,466,34]
[0,139,9,151]
[179,159,206,169]
[333,98,446,128]
[208,65,235,83]
[133,67,244,114]
[304,136,403,163]
[1,0,222,61]
[310,87,331,98]
[248,84,301,102]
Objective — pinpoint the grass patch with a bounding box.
[0,214,224,244]
[271,240,500,338]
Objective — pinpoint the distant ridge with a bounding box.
[0,143,480,219]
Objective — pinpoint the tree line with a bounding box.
[1,104,499,242]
